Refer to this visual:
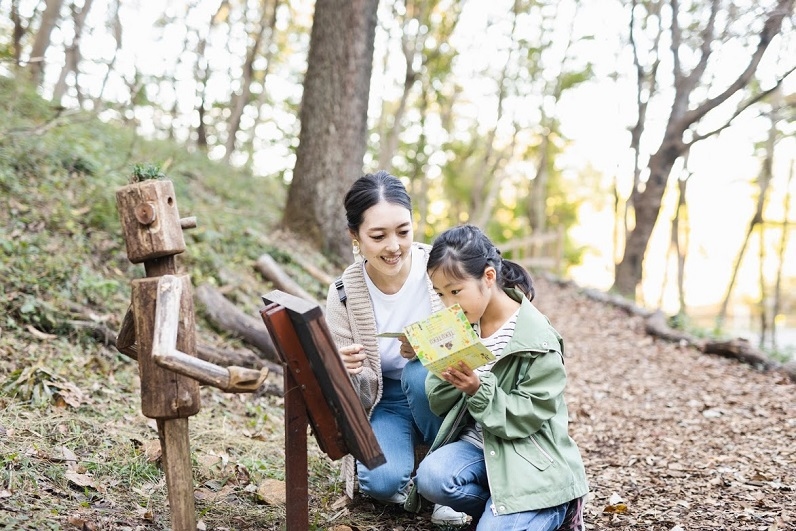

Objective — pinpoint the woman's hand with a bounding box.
[397,335,416,360]
[340,344,367,376]
[441,362,481,396]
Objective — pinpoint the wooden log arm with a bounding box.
[153,275,268,393]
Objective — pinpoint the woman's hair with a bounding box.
[344,170,412,233]
[427,224,535,301]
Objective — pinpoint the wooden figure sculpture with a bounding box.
[114,177,268,530]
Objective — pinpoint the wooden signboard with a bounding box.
[260,290,385,469]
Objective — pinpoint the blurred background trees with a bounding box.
[2,0,795,351]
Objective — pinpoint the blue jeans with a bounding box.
[416,440,568,530]
[356,360,442,502]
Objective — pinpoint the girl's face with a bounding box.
[429,265,496,325]
[354,201,414,282]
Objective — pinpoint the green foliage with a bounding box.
[0,73,287,352]
[130,162,165,182]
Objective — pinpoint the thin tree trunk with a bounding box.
[243,0,279,163]
[194,1,229,151]
[28,0,64,86]
[758,222,767,348]
[716,96,779,330]
[469,0,518,227]
[52,0,94,105]
[11,0,25,66]
[93,0,122,112]
[674,174,690,316]
[377,1,421,172]
[223,0,273,163]
[771,161,794,351]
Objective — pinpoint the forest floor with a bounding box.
[1,274,794,531]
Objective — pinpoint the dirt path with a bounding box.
[532,276,795,530]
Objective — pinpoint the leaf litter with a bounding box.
[0,276,794,530]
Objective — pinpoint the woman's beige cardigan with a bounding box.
[324,242,443,498]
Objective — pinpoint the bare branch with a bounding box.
[682,0,794,126]
[688,64,796,144]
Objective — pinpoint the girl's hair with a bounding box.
[344,170,412,233]
[427,224,535,301]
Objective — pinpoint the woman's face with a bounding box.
[429,265,494,325]
[355,201,414,282]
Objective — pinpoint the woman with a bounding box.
[324,170,467,526]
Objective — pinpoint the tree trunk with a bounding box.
[282,0,379,262]
[771,162,793,351]
[614,138,682,298]
[611,0,793,298]
[11,0,25,66]
[27,0,63,86]
[716,96,778,331]
[223,0,274,163]
[52,0,94,105]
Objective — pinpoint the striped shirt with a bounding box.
[459,308,520,449]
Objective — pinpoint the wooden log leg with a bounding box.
[157,418,197,531]
[284,370,309,530]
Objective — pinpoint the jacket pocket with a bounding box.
[512,434,555,471]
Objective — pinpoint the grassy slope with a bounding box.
[0,78,435,530]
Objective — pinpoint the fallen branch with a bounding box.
[573,282,792,380]
[700,338,780,371]
[67,319,284,394]
[195,283,279,364]
[254,254,319,305]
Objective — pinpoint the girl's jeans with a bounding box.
[356,360,442,502]
[416,439,569,531]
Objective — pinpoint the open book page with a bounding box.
[402,304,495,378]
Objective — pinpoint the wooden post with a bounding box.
[260,291,385,530]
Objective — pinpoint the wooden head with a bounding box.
[116,180,186,264]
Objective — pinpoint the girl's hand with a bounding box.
[441,362,481,396]
[397,335,416,360]
[340,344,367,375]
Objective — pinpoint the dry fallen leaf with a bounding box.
[65,471,97,490]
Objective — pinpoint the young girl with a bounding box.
[413,224,588,530]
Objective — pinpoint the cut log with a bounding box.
[254,254,319,304]
[782,361,796,383]
[195,283,279,364]
[700,338,780,370]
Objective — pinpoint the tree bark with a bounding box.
[195,283,279,364]
[223,0,275,163]
[27,0,64,86]
[254,253,319,305]
[281,0,379,262]
[52,0,94,105]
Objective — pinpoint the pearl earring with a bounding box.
[352,239,363,263]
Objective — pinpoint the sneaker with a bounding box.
[431,503,469,525]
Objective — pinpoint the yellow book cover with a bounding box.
[401,304,496,378]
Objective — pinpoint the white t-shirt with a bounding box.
[363,248,432,380]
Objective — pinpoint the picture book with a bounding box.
[381,304,495,378]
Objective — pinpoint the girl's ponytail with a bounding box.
[499,259,535,301]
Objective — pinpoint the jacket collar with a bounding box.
[502,287,563,356]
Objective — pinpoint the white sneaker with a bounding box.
[431,503,469,525]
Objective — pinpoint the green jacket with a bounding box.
[418,289,588,515]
